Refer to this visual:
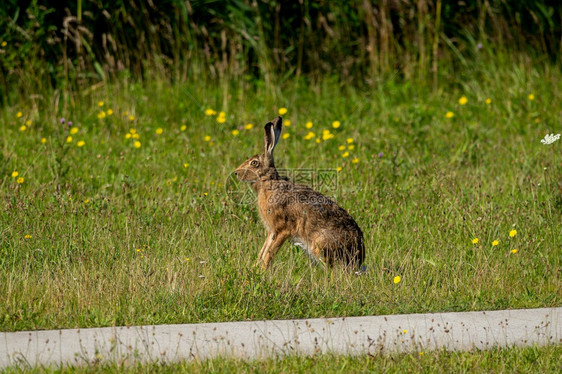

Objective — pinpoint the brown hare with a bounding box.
[235,116,365,270]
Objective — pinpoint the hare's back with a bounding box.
[286,184,363,237]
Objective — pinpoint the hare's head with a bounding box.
[235,117,283,182]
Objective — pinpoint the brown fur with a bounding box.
[235,116,365,270]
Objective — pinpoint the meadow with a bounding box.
[1,1,561,371]
[1,54,560,336]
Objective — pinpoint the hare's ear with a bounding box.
[264,116,283,157]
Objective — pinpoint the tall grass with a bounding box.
[1,1,561,104]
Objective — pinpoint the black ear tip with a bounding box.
[272,116,282,126]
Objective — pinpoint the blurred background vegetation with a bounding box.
[0,0,560,105]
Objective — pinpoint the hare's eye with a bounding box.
[250,160,259,167]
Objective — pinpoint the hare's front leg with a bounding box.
[260,231,290,269]
[256,232,274,265]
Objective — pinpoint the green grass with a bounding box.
[5,345,562,373]
[0,58,560,333]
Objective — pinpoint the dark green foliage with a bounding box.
[0,1,561,102]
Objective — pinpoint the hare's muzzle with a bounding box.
[234,167,258,182]
[234,169,246,180]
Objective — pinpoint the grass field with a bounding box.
[4,345,561,373]
[0,57,561,333]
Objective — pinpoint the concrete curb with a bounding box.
[1,307,560,369]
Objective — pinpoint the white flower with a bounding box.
[540,133,560,145]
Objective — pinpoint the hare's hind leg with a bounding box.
[260,231,290,269]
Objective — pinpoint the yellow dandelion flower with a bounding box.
[66,136,73,143]
[485,98,492,105]
[204,135,211,142]
[132,133,139,139]
[445,111,454,118]
[26,120,32,126]
[134,141,141,148]
[83,198,90,204]
[217,117,226,124]
[107,109,113,116]
[322,130,334,140]
[204,108,216,116]
[77,140,85,147]
[41,138,46,144]
[284,120,291,127]
[472,238,479,244]
[315,138,321,144]
[97,111,106,119]
[203,192,208,196]
[125,133,132,139]
[304,131,315,140]
[509,229,517,238]
[1,41,6,47]
[393,276,401,284]
[352,158,359,164]
[342,151,350,158]
[16,177,24,184]
[492,240,499,246]
[336,166,343,172]
[24,234,32,239]
[98,101,104,107]
[305,121,313,129]
[244,123,253,130]
[70,127,79,135]
[124,111,129,116]
[458,96,468,105]
[19,125,27,132]
[231,129,240,136]
[346,138,354,144]
[402,329,408,334]
[348,145,355,150]
[11,171,18,178]
[278,107,288,115]
[16,112,23,118]
[183,163,189,168]
[185,257,190,261]
[218,111,226,118]
[129,115,135,121]
[510,249,518,254]
[338,145,346,151]
[282,133,290,139]
[332,121,341,129]
[528,94,535,101]
[156,128,163,135]
[180,125,187,131]
[129,128,137,134]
